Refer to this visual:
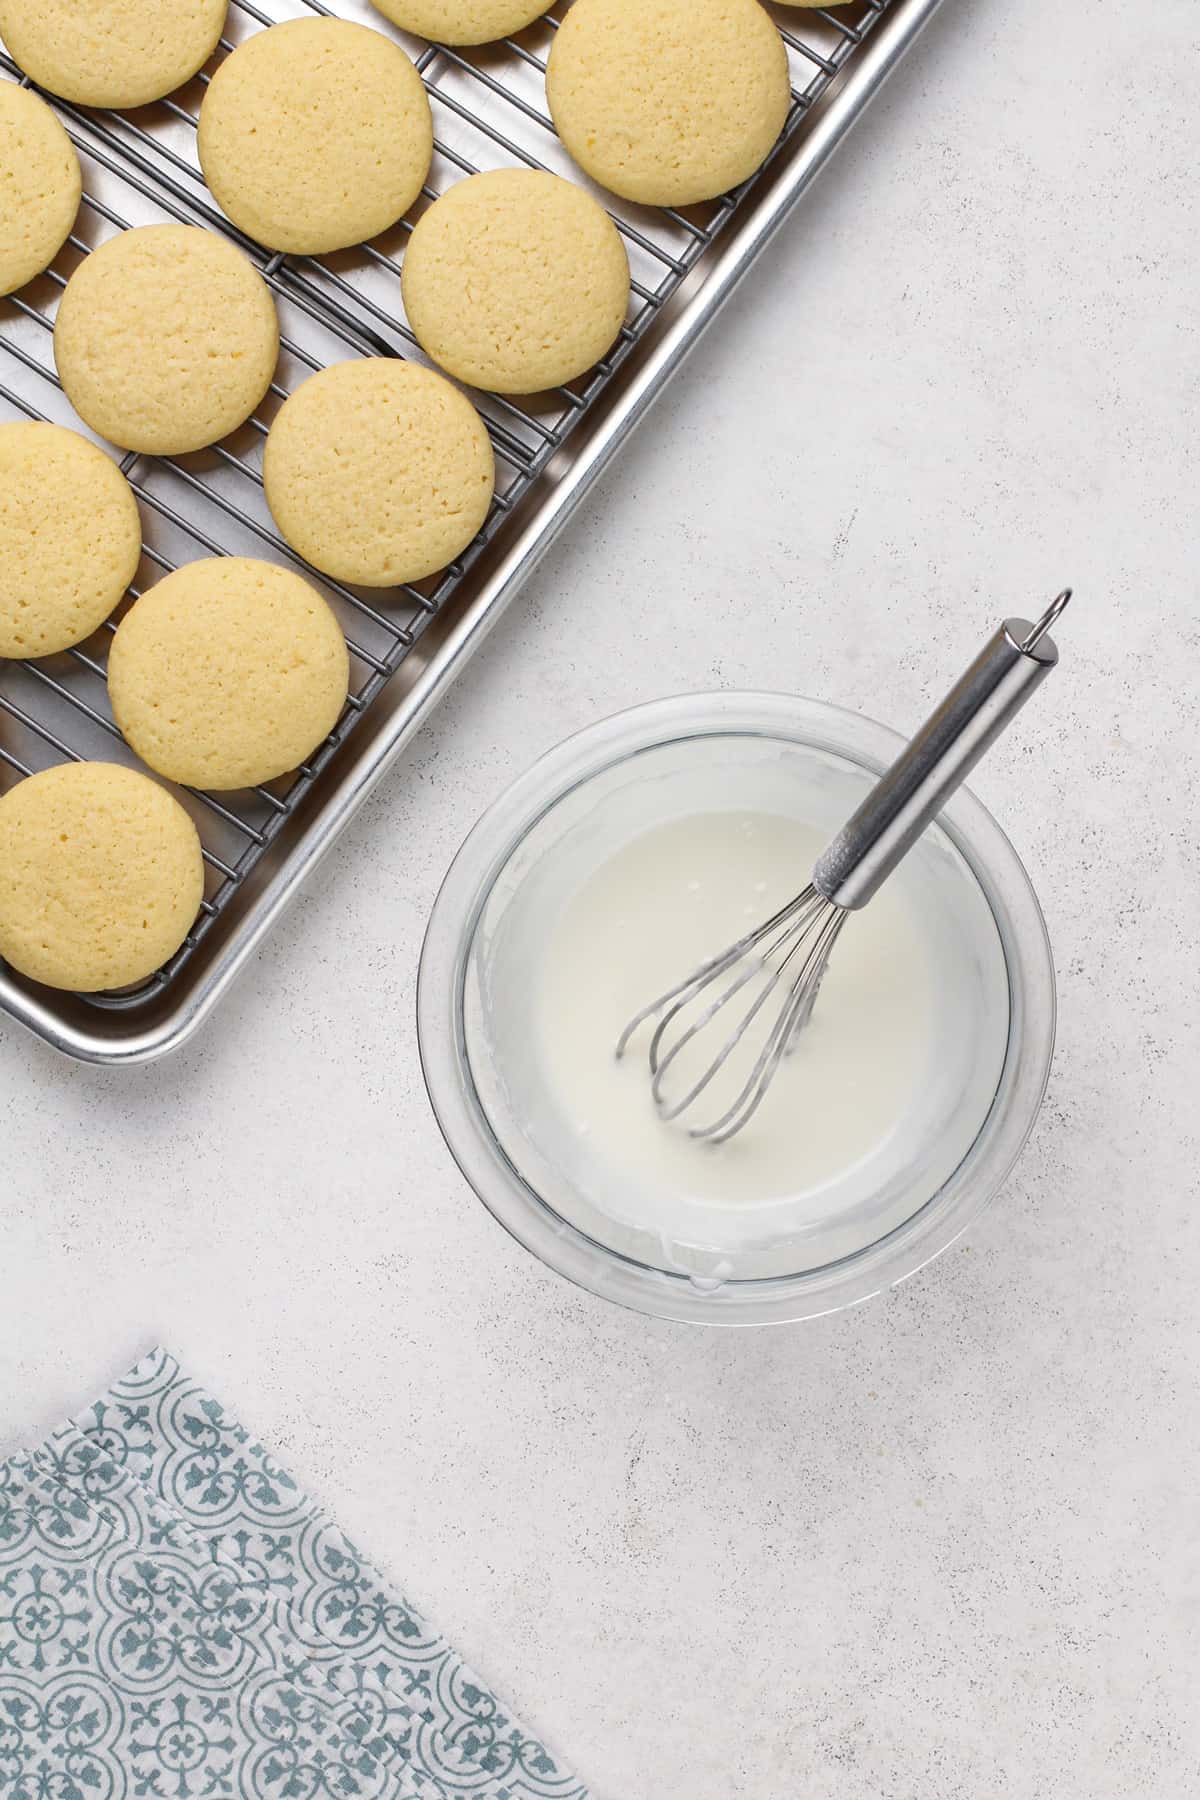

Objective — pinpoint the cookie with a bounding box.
[546,0,791,208]
[369,1,547,45]
[0,761,204,992]
[54,224,279,455]
[197,18,433,256]
[107,558,349,791]
[0,422,142,660]
[0,0,228,110]
[262,359,494,588]
[400,169,629,394]
[0,83,82,297]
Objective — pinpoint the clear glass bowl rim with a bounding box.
[417,692,1056,1326]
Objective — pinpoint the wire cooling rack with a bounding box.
[0,0,946,1061]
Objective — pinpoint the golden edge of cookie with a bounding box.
[369,0,548,46]
[398,300,630,397]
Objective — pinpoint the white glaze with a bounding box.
[538,810,935,1202]
[469,733,1012,1280]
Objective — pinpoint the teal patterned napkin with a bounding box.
[0,1348,587,1799]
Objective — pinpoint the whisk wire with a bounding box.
[647,887,828,1104]
[692,903,848,1144]
[620,884,848,1140]
[649,955,780,1121]
[615,887,819,1065]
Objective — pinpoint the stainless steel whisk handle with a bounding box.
[812,590,1071,912]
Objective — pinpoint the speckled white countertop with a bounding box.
[3,1,1198,1794]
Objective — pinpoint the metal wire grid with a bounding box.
[0,0,892,1010]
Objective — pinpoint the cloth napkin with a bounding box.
[0,1347,587,1799]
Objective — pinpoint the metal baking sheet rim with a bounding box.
[0,0,947,1066]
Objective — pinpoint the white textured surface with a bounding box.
[2,0,1198,1794]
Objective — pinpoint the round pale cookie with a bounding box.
[108,558,349,791]
[0,0,228,110]
[0,762,204,992]
[546,0,791,208]
[0,423,141,660]
[369,1,546,46]
[54,224,279,455]
[263,359,494,588]
[197,19,433,256]
[401,170,629,394]
[0,84,82,298]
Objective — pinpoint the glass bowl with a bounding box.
[417,693,1055,1325]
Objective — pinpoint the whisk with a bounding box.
[617,591,1071,1144]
